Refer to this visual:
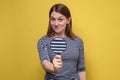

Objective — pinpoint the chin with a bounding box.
[54,30,61,34]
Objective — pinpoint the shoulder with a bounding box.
[74,36,83,43]
[38,35,47,42]
[74,36,84,49]
[37,36,49,45]
[37,35,53,45]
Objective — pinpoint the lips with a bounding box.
[53,26,60,30]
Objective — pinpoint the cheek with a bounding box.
[50,22,55,28]
[62,23,67,29]
[50,21,54,25]
[59,21,67,26]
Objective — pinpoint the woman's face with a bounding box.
[50,11,70,35]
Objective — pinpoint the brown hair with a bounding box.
[47,3,75,39]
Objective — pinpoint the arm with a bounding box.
[78,71,86,80]
[77,37,86,80]
[38,37,54,72]
[41,60,54,72]
[41,55,62,73]
[38,37,62,73]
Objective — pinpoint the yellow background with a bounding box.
[0,0,120,80]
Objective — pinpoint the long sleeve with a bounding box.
[37,36,50,62]
[77,38,85,72]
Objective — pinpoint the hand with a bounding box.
[52,55,63,72]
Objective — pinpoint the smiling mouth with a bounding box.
[54,26,60,30]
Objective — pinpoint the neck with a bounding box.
[54,33,66,38]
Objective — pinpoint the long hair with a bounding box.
[47,3,75,39]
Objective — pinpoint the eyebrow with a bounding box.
[50,16,64,18]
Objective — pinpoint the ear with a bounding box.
[67,17,71,24]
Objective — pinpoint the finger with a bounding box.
[53,61,62,66]
[57,63,62,67]
[55,59,62,62]
[55,55,62,59]
[53,62,62,67]
[54,65,62,70]
[53,59,62,63]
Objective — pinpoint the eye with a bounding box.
[50,17,55,22]
[58,18,63,22]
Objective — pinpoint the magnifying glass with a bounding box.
[50,37,67,55]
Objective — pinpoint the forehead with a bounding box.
[50,11,66,18]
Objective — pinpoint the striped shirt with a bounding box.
[38,36,85,80]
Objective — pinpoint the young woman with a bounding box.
[38,3,86,80]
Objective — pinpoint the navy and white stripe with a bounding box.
[50,38,67,54]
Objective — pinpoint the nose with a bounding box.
[55,20,59,26]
